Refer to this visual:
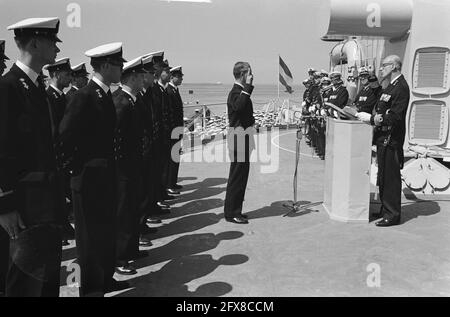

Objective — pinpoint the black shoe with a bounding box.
[167,188,181,195]
[156,202,171,210]
[225,216,249,224]
[115,263,137,275]
[376,218,400,227]
[146,216,162,224]
[240,214,248,219]
[172,184,183,190]
[105,279,130,292]
[139,237,153,246]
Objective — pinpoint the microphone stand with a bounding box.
[283,120,322,216]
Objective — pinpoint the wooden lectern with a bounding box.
[323,119,373,223]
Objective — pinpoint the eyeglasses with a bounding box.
[381,62,394,68]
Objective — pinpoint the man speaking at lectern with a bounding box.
[356,55,410,227]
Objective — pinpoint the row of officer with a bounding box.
[0,16,186,297]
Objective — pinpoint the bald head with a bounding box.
[384,55,402,71]
[381,55,402,80]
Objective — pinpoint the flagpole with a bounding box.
[277,54,280,100]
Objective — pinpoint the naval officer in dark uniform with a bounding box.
[353,67,377,114]
[356,55,410,227]
[112,57,147,275]
[66,62,89,103]
[59,42,127,296]
[44,57,72,125]
[150,58,177,205]
[0,17,64,297]
[44,57,75,246]
[137,53,165,234]
[328,71,349,110]
[167,66,185,192]
[224,62,255,224]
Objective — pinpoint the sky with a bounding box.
[0,0,334,84]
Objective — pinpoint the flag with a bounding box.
[279,56,294,94]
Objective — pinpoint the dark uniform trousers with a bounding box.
[0,65,63,296]
[376,141,402,220]
[137,90,156,220]
[224,83,255,219]
[224,137,251,218]
[113,90,145,264]
[59,80,117,296]
[150,84,169,199]
[371,74,410,222]
[167,84,184,189]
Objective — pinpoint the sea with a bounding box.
[179,83,305,118]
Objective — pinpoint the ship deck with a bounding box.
[60,130,450,297]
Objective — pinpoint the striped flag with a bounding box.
[279,56,294,94]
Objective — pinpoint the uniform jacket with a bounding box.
[0,64,63,225]
[328,85,349,109]
[227,83,255,129]
[58,79,116,175]
[46,85,67,127]
[138,90,153,158]
[167,83,184,136]
[112,89,146,170]
[354,85,377,114]
[148,84,166,144]
[65,86,78,104]
[371,74,410,149]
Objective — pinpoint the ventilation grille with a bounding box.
[409,101,448,145]
[413,48,449,94]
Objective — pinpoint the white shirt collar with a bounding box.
[49,84,63,96]
[158,81,168,90]
[92,76,110,94]
[234,82,244,89]
[169,82,178,89]
[390,74,402,84]
[72,85,79,91]
[141,87,147,94]
[16,60,39,85]
[121,85,137,102]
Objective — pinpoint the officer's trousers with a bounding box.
[116,161,141,265]
[376,142,402,221]
[71,163,116,296]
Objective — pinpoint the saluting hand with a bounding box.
[0,211,26,240]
